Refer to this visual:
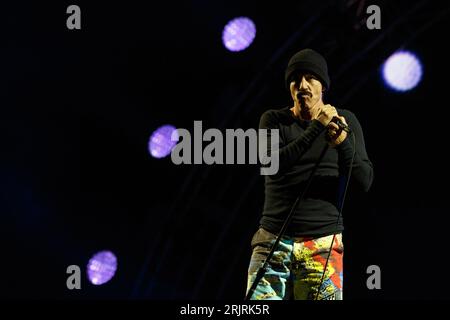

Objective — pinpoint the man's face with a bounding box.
[290,72,324,111]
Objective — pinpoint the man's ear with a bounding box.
[289,81,297,101]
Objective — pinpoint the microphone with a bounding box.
[330,116,351,133]
[295,91,351,133]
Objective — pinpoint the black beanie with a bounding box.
[285,48,330,91]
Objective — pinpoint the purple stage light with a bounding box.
[382,50,423,92]
[87,250,117,285]
[148,125,178,159]
[222,17,256,52]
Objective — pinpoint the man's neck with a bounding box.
[291,104,321,121]
[300,109,314,121]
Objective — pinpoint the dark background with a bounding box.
[2,0,449,300]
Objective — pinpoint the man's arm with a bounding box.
[259,109,326,176]
[335,110,374,192]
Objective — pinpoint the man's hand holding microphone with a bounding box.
[316,103,350,147]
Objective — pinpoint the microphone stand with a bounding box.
[245,142,330,300]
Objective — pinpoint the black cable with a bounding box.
[314,131,356,300]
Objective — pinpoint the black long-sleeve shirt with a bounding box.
[259,106,373,237]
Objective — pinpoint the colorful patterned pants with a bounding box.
[246,228,344,300]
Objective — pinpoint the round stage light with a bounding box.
[87,250,117,285]
[148,124,178,159]
[222,17,256,52]
[382,50,423,92]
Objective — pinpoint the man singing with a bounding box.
[246,48,374,300]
